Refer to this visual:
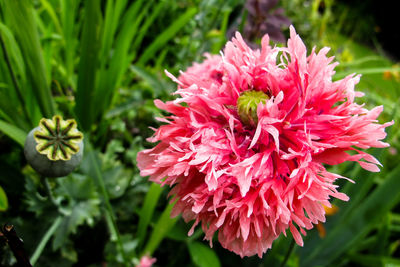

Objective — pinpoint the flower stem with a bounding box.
[41,176,57,206]
[280,237,296,267]
[87,142,130,263]
[30,216,62,265]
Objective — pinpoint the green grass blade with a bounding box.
[301,164,400,266]
[60,0,80,88]
[74,0,101,131]
[99,0,129,61]
[136,183,163,248]
[131,1,164,53]
[130,65,169,96]
[39,0,62,34]
[142,202,178,256]
[0,25,32,128]
[2,0,55,118]
[0,119,27,147]
[347,253,400,267]
[137,7,198,66]
[94,0,147,123]
[0,23,26,83]
[334,67,400,79]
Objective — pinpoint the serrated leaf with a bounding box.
[188,241,221,267]
[53,200,100,250]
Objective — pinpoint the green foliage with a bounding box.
[2,0,55,120]
[143,202,179,256]
[0,119,26,146]
[0,185,7,211]
[0,0,399,266]
[188,241,221,267]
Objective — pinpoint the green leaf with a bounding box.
[137,183,163,248]
[60,0,80,88]
[0,22,26,83]
[301,164,400,266]
[130,65,169,96]
[142,202,178,256]
[137,7,198,65]
[3,0,55,118]
[188,241,221,267]
[74,0,101,131]
[0,185,8,211]
[348,253,400,267]
[334,67,400,79]
[0,119,27,147]
[53,200,100,250]
[94,0,147,125]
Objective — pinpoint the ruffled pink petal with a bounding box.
[137,26,393,258]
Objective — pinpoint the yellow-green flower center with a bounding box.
[34,115,83,161]
[237,90,269,126]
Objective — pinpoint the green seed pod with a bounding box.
[237,90,269,126]
[24,115,84,177]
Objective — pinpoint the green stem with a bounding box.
[30,216,62,265]
[41,176,57,206]
[280,237,296,267]
[137,183,163,249]
[87,143,130,263]
[142,202,178,256]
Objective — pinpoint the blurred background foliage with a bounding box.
[0,0,399,266]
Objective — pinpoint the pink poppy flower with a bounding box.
[137,26,393,258]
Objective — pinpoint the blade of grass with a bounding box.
[0,23,26,83]
[334,67,400,79]
[137,7,198,66]
[131,1,164,54]
[94,0,148,123]
[347,253,400,267]
[0,119,27,147]
[130,65,169,96]
[60,0,80,88]
[39,0,62,35]
[3,0,55,118]
[74,0,101,131]
[142,202,178,256]
[136,182,163,249]
[301,164,400,266]
[211,7,231,54]
[0,31,31,125]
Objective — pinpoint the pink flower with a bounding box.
[136,255,156,267]
[137,26,393,258]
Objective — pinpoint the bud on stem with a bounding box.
[24,116,84,177]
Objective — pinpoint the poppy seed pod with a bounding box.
[24,115,84,177]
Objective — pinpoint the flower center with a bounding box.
[33,115,83,161]
[237,90,269,126]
